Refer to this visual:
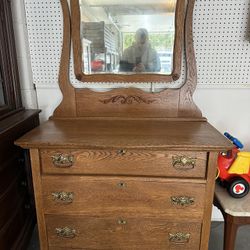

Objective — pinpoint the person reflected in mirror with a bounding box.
[120,28,161,73]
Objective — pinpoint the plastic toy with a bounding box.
[217,132,250,198]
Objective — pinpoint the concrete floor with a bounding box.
[27,222,250,250]
[209,222,250,250]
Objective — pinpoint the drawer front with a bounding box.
[41,149,207,178]
[46,215,201,250]
[42,176,205,219]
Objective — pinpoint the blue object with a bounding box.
[224,132,244,149]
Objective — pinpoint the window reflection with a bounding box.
[120,28,161,73]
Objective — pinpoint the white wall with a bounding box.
[194,89,250,151]
[195,88,250,220]
[12,0,250,221]
[36,88,62,120]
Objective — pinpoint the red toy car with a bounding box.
[91,59,104,72]
[217,133,250,198]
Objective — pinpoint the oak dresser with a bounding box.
[16,119,231,249]
[15,0,232,249]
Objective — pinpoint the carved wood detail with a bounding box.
[75,88,179,118]
[99,95,156,105]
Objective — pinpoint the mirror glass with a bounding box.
[79,0,177,75]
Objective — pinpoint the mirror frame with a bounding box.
[71,0,186,83]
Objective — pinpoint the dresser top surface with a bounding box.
[15,119,232,151]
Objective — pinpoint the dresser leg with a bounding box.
[223,214,238,250]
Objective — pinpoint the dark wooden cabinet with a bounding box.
[0,0,23,119]
[0,110,40,249]
[0,0,41,249]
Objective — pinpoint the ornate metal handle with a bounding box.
[117,149,126,156]
[172,156,196,170]
[55,227,76,238]
[52,192,74,203]
[169,232,190,243]
[171,196,194,206]
[52,154,74,168]
[118,219,127,225]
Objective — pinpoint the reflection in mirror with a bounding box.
[79,0,177,75]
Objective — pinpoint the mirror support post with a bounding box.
[53,0,77,118]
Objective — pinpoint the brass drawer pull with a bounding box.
[117,149,126,156]
[118,219,127,225]
[171,196,194,206]
[52,192,74,203]
[172,156,196,170]
[117,182,127,188]
[52,154,74,168]
[55,227,76,238]
[169,232,190,243]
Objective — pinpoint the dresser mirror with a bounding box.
[55,0,200,118]
[71,0,185,83]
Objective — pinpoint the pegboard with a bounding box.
[24,0,250,90]
[194,0,250,88]
[25,0,63,89]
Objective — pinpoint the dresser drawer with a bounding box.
[40,149,207,178]
[46,215,201,250]
[42,176,205,219]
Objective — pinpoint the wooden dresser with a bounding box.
[15,0,232,249]
[16,119,232,250]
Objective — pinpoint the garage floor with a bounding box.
[209,222,250,250]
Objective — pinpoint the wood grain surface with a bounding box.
[41,149,207,178]
[75,88,180,118]
[46,215,201,250]
[200,152,219,250]
[178,0,202,117]
[52,0,76,118]
[15,119,232,151]
[29,149,48,250]
[41,176,206,219]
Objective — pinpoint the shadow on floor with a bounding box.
[27,226,39,250]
